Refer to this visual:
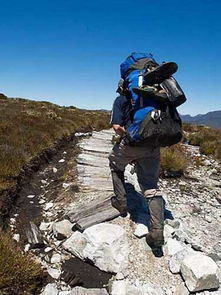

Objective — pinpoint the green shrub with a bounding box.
[0,232,42,295]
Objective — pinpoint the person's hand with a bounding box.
[112,124,125,137]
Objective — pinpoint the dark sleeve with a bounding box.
[110,97,124,125]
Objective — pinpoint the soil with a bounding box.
[12,135,79,246]
[61,257,112,289]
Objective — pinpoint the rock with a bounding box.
[173,282,189,295]
[41,179,48,185]
[39,222,52,231]
[115,272,125,280]
[142,282,165,295]
[172,229,189,243]
[45,211,54,217]
[191,240,204,251]
[169,248,194,274]
[110,281,165,295]
[110,280,127,295]
[47,267,61,279]
[44,202,54,211]
[133,223,149,238]
[165,219,181,229]
[24,243,30,252]
[205,216,213,223]
[69,287,109,294]
[83,223,128,273]
[165,238,186,256]
[10,218,16,224]
[27,194,35,198]
[39,199,46,204]
[51,253,62,264]
[13,233,20,242]
[127,284,143,295]
[41,283,58,295]
[204,159,211,166]
[53,167,58,173]
[53,220,73,240]
[180,253,219,292]
[62,183,71,189]
[164,224,175,240]
[45,247,53,253]
[62,231,87,259]
[59,292,70,295]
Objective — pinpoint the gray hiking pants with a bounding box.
[108,138,161,200]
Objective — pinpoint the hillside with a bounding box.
[181,110,221,128]
[0,93,110,230]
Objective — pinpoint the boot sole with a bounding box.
[144,62,178,85]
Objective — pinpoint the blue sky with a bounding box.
[0,0,220,115]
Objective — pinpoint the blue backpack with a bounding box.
[119,52,184,147]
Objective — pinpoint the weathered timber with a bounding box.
[67,196,120,230]
[77,155,109,167]
[77,165,110,177]
[25,221,45,248]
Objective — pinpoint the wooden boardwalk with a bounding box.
[67,130,121,230]
[76,130,114,192]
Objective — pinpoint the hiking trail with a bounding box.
[10,129,221,295]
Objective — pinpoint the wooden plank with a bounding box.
[68,196,112,223]
[74,206,120,231]
[77,155,109,167]
[25,221,45,248]
[68,196,120,231]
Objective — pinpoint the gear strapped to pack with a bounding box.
[118,52,187,147]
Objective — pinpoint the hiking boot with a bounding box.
[133,86,168,103]
[146,196,164,248]
[144,62,178,86]
[111,196,127,217]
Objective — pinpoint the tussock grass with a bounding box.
[0,95,110,191]
[187,126,221,159]
[160,144,188,173]
[0,231,42,295]
[0,95,110,294]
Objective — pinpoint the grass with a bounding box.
[0,95,110,191]
[160,144,188,174]
[0,94,110,295]
[0,232,42,295]
[186,125,221,159]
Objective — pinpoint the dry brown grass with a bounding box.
[0,231,42,295]
[0,95,110,191]
[160,144,188,173]
[187,126,221,159]
[0,95,110,294]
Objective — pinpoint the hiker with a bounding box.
[108,94,164,248]
[108,52,186,249]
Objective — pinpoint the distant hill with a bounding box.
[181,111,221,128]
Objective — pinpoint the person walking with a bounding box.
[108,94,165,248]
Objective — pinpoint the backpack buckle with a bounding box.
[151,109,161,121]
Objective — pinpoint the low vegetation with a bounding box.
[160,144,188,174]
[0,231,42,295]
[0,94,110,191]
[0,94,110,294]
[184,124,221,159]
